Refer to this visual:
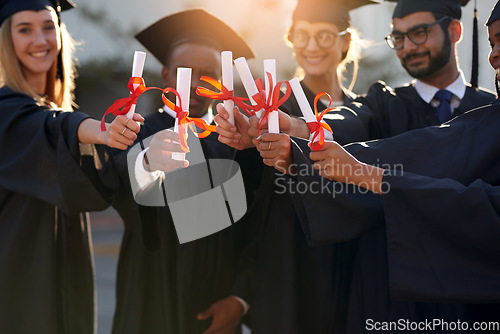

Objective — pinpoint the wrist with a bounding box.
[354,164,384,194]
[229,296,249,315]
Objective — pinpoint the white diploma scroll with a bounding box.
[172,67,192,161]
[127,51,147,119]
[289,77,316,123]
[264,59,279,134]
[221,51,235,125]
[234,57,264,118]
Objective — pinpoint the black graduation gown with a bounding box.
[233,83,359,333]
[112,110,261,334]
[290,102,500,333]
[343,81,495,140]
[245,81,495,333]
[0,86,118,334]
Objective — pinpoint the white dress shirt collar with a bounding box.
[414,70,467,104]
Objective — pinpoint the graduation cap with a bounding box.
[385,0,469,19]
[135,9,254,66]
[0,0,75,27]
[486,0,500,26]
[386,0,480,88]
[292,0,380,31]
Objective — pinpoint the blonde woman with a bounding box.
[0,1,142,333]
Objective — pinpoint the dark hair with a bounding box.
[432,12,453,35]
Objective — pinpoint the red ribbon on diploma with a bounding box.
[196,74,292,135]
[162,88,216,152]
[306,93,334,151]
[100,77,150,131]
[196,76,251,111]
[252,72,291,134]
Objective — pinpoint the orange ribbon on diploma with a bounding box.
[161,87,216,152]
[307,93,334,151]
[101,79,216,152]
[196,73,291,135]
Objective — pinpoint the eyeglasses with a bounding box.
[385,16,452,50]
[288,29,347,49]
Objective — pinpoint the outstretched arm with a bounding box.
[309,141,385,194]
[78,113,144,149]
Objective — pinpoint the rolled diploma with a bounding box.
[289,77,322,142]
[127,51,147,119]
[264,59,279,134]
[221,51,235,125]
[234,57,264,118]
[172,67,191,161]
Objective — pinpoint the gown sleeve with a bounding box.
[288,137,385,247]
[0,90,117,213]
[383,172,500,303]
[291,102,500,303]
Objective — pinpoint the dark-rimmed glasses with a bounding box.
[288,30,347,49]
[385,16,452,50]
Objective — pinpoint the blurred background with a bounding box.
[64,0,496,333]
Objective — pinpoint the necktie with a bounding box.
[434,89,453,123]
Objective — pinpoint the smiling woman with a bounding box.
[276,0,379,144]
[0,3,75,110]
[0,1,143,333]
[10,9,63,101]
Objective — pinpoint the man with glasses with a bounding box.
[334,0,495,140]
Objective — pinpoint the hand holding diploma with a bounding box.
[100,51,148,132]
[214,103,254,150]
[145,128,189,173]
[289,77,333,151]
[309,141,385,194]
[255,132,294,175]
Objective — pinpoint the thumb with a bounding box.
[216,103,229,119]
[197,306,213,320]
[233,106,245,123]
[132,113,145,123]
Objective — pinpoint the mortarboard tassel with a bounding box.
[471,0,478,89]
[55,0,64,82]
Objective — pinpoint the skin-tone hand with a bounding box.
[248,110,311,140]
[78,113,144,150]
[309,141,385,194]
[145,128,189,173]
[214,103,254,150]
[196,297,245,334]
[255,132,295,175]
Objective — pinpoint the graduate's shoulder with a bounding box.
[357,80,417,102]
[464,84,496,103]
[0,85,40,109]
[0,85,57,125]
